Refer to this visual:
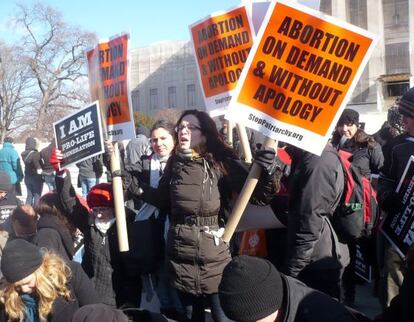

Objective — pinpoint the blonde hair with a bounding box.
[0,251,72,321]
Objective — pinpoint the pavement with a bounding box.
[353,282,382,320]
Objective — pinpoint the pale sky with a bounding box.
[0,0,241,49]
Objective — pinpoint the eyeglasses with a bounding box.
[175,124,202,133]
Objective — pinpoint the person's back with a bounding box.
[284,143,349,299]
[22,137,43,205]
[125,125,151,166]
[76,155,103,198]
[0,138,23,185]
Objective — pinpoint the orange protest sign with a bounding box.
[190,6,254,115]
[87,34,135,141]
[226,0,377,155]
[238,229,268,257]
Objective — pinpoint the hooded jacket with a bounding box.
[21,138,43,177]
[0,143,23,184]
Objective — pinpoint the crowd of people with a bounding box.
[0,88,413,321]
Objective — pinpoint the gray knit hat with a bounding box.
[219,255,284,322]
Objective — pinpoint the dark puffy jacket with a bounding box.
[0,261,99,322]
[285,144,349,277]
[279,274,360,322]
[135,152,276,295]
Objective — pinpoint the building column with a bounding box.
[367,0,386,110]
[331,0,347,21]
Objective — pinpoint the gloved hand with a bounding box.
[379,191,401,213]
[112,169,136,194]
[50,148,65,175]
[253,148,281,177]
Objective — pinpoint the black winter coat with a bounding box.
[378,133,414,208]
[33,215,75,261]
[131,152,276,295]
[0,261,99,322]
[278,274,359,322]
[285,144,349,277]
[56,173,140,307]
[21,149,43,178]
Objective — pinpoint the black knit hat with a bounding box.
[398,87,414,118]
[1,239,43,283]
[219,255,284,322]
[337,108,359,126]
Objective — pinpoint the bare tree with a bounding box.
[0,41,32,142]
[154,108,182,124]
[14,2,97,136]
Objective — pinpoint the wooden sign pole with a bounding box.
[237,124,253,164]
[223,137,277,242]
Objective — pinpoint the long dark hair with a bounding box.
[175,110,237,168]
[35,193,77,238]
[332,128,376,149]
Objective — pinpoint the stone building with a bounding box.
[129,41,205,116]
[130,0,414,134]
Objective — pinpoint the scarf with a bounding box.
[21,294,39,322]
[95,217,116,234]
[134,154,167,222]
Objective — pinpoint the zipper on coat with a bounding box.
[195,228,201,294]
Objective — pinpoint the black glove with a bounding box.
[254,148,281,176]
[112,170,133,192]
[380,191,401,213]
